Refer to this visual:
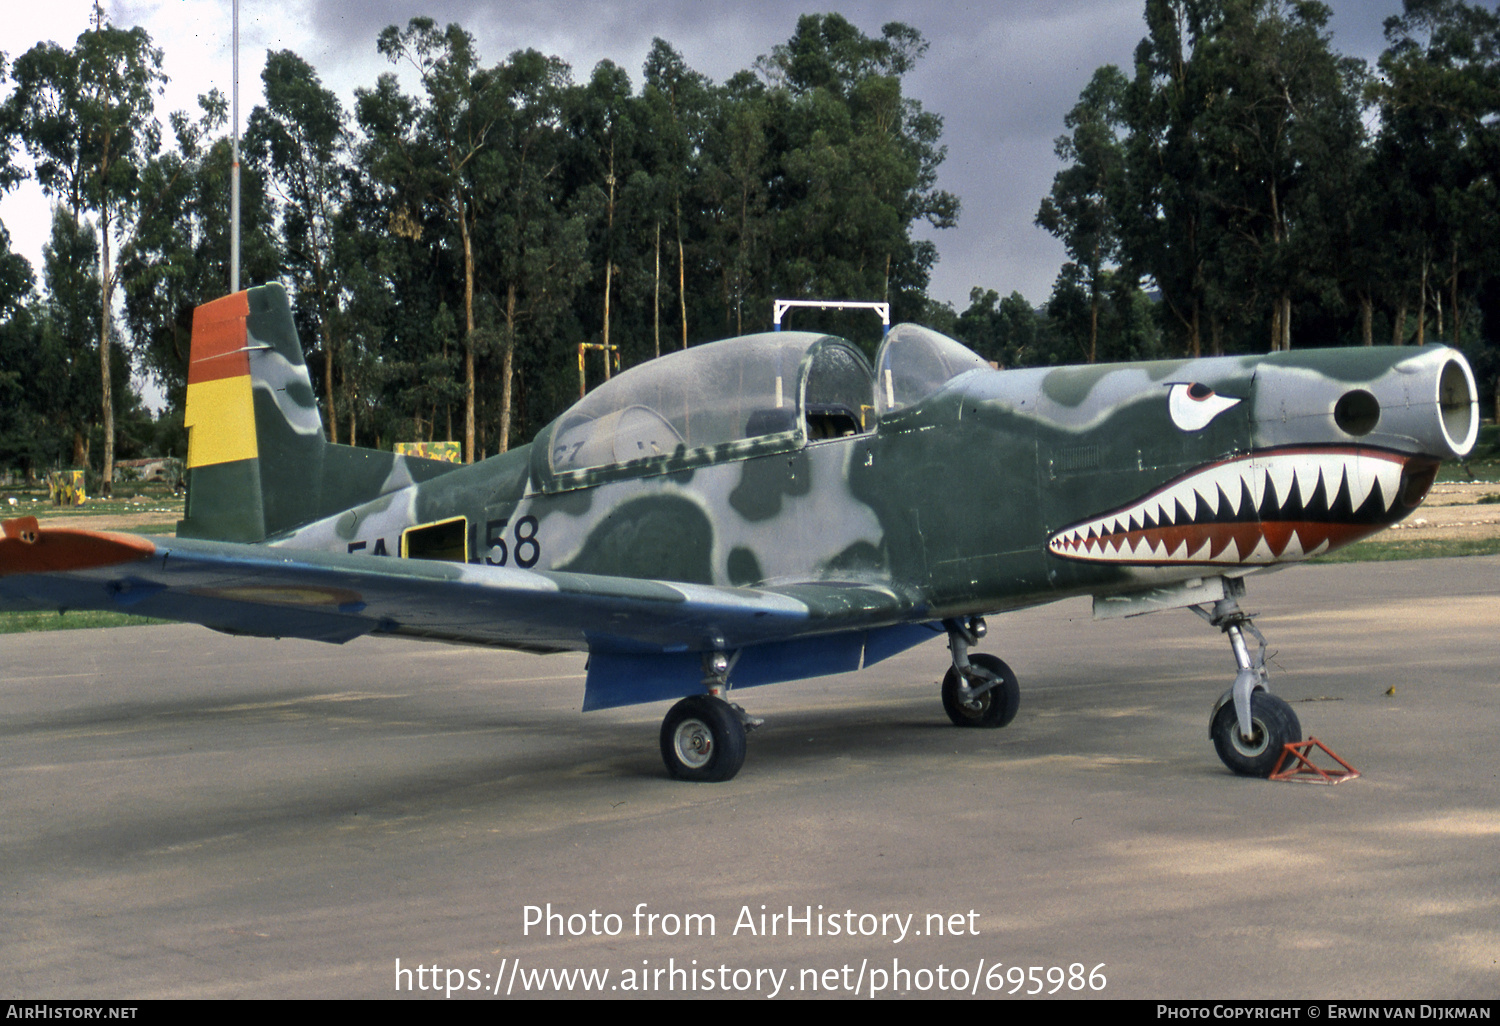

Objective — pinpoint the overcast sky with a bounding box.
[1,0,1408,314]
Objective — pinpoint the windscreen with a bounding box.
[873,324,989,416]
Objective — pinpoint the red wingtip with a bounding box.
[0,518,156,576]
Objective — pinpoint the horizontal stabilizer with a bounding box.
[1,517,157,577]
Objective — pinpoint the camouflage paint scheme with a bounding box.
[0,284,1479,774]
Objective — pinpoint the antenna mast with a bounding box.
[230,0,241,292]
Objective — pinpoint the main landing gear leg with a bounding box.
[659,650,758,783]
[1192,581,1302,777]
[940,617,1021,728]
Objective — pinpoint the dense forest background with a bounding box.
[0,0,1496,489]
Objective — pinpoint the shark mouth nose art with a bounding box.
[1047,447,1435,566]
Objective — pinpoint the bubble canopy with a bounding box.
[538,326,988,489]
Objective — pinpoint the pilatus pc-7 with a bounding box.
[0,285,1479,781]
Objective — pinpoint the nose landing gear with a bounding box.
[1192,582,1302,777]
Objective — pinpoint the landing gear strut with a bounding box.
[941,617,1021,728]
[1192,581,1302,776]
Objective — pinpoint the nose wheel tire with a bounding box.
[660,695,747,782]
[941,653,1021,728]
[1210,692,1302,777]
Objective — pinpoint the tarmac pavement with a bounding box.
[2,557,1497,999]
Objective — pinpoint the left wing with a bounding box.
[0,517,937,709]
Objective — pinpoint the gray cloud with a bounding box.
[4,0,1411,314]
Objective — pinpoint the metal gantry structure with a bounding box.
[772,299,891,337]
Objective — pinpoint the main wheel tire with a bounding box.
[941,654,1021,728]
[660,695,747,782]
[1210,691,1302,777]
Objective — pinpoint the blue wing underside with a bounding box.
[0,526,939,710]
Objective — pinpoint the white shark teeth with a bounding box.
[1047,450,1409,566]
[1192,480,1220,519]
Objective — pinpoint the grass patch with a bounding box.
[0,609,172,634]
[27,498,184,519]
[1437,460,1500,483]
[1442,426,1500,483]
[1311,536,1500,563]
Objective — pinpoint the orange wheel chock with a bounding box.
[1269,737,1360,784]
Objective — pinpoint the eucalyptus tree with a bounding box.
[477,48,594,452]
[640,39,711,351]
[122,93,279,422]
[336,157,462,448]
[1194,1,1365,351]
[1373,0,1500,348]
[39,209,104,469]
[363,17,505,463]
[756,14,958,341]
[0,53,26,197]
[568,60,640,369]
[703,71,772,338]
[1038,65,1129,363]
[1119,0,1369,355]
[1121,0,1242,356]
[954,287,1043,368]
[247,50,352,441]
[6,7,169,491]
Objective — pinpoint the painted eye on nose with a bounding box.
[1167,382,1242,432]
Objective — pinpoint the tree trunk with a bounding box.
[322,318,337,445]
[99,211,114,496]
[1360,293,1372,346]
[1392,300,1407,345]
[461,203,476,464]
[1189,295,1200,358]
[499,283,517,454]
[1087,243,1099,364]
[1416,251,1428,347]
[603,259,613,359]
[602,141,615,366]
[1088,285,1099,364]
[1450,238,1460,345]
[312,246,337,445]
[653,221,661,359]
[676,198,687,349]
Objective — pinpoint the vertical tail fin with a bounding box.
[177,283,462,543]
[178,284,327,542]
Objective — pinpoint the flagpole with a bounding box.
[230,0,241,293]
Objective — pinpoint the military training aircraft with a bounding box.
[0,284,1480,781]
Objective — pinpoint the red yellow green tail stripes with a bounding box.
[184,291,258,469]
[176,283,462,545]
